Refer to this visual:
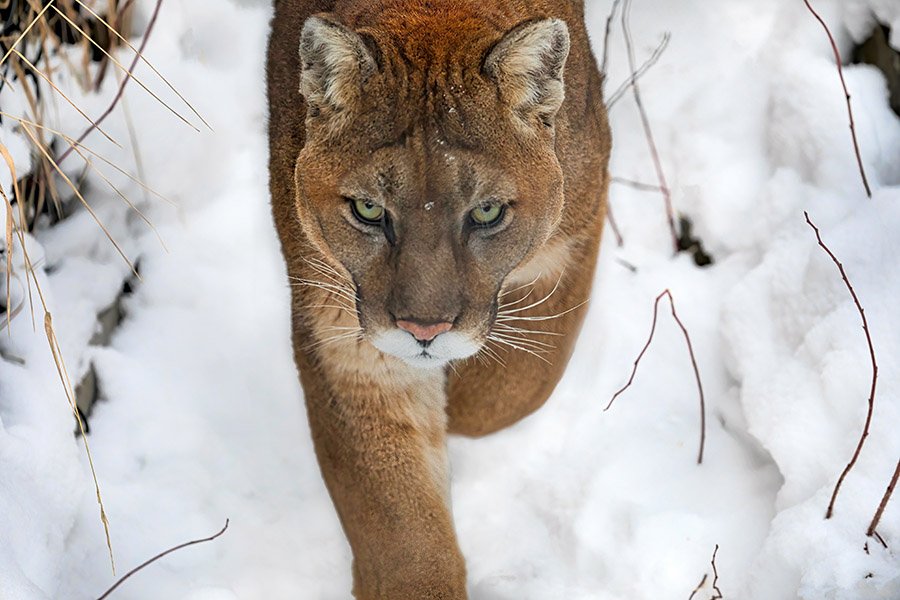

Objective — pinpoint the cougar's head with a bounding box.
[292,13,570,368]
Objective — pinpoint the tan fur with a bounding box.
[267,1,610,597]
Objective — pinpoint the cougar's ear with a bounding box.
[299,16,376,112]
[483,18,570,126]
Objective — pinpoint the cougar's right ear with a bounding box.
[299,16,376,113]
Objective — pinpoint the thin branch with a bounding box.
[867,458,899,539]
[710,545,723,599]
[687,545,722,599]
[606,32,671,109]
[59,0,165,166]
[606,201,624,247]
[600,0,623,78]
[805,212,878,519]
[612,176,663,192]
[688,574,708,600]
[621,0,678,252]
[605,289,707,464]
[95,519,230,600]
[802,0,871,198]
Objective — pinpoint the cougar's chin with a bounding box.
[370,329,482,369]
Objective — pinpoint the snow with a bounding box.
[1,0,898,598]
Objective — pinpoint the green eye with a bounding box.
[469,202,504,227]
[350,198,385,225]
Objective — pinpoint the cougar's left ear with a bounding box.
[299,15,377,113]
[483,18,570,127]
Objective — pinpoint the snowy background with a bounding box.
[1,0,899,598]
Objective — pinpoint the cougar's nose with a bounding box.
[396,319,454,343]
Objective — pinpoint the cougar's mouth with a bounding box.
[370,327,482,369]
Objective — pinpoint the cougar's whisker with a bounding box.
[496,274,565,316]
[489,331,556,351]
[480,341,508,368]
[496,299,589,323]
[498,272,542,298]
[486,334,553,365]
[492,322,565,337]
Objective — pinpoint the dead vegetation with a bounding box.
[0,0,202,574]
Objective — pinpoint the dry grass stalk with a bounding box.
[0,0,204,575]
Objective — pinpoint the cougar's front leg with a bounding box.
[298,343,467,600]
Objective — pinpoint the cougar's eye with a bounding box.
[469,202,504,228]
[350,198,385,225]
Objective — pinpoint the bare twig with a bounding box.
[606,32,671,109]
[867,458,899,539]
[802,0,872,198]
[805,212,878,519]
[612,176,663,193]
[600,0,623,78]
[605,289,707,464]
[688,574,708,600]
[59,0,165,165]
[687,545,723,599]
[621,0,678,252]
[95,519,230,600]
[710,545,723,599]
[606,202,624,247]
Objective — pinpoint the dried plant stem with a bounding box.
[0,163,115,571]
[0,141,35,326]
[621,0,678,252]
[687,545,723,599]
[74,0,211,130]
[12,48,120,147]
[600,0,623,78]
[688,574,708,600]
[867,458,899,538]
[605,289,707,464]
[606,32,671,109]
[805,212,878,519]
[59,0,165,165]
[95,520,230,600]
[0,111,176,206]
[50,4,198,132]
[710,545,723,599]
[0,0,57,69]
[606,201,624,247]
[612,176,663,192]
[802,0,872,198]
[19,122,139,277]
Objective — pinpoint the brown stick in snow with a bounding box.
[95,519,230,600]
[804,212,878,519]
[687,545,723,599]
[605,289,706,464]
[802,0,872,198]
[687,574,708,600]
[612,176,663,193]
[867,458,899,540]
[606,201,624,247]
[710,544,723,599]
[621,0,679,252]
[600,0,622,78]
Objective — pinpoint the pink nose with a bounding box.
[396,320,453,342]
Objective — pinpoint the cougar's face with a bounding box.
[292,15,569,368]
[297,133,562,368]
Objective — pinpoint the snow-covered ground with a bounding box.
[1,0,899,598]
